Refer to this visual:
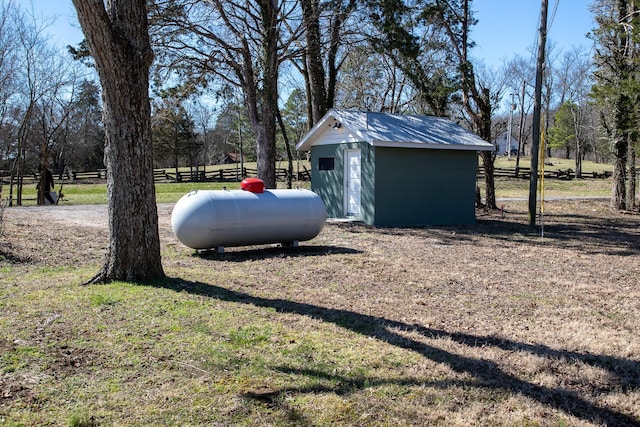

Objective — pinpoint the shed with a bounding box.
[296,109,495,226]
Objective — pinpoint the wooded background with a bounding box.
[0,0,638,208]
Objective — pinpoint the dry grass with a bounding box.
[1,200,639,426]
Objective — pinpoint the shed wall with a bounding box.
[373,147,478,226]
[310,142,375,224]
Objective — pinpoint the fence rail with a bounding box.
[155,166,310,183]
[478,166,614,180]
[1,164,619,186]
[0,165,311,186]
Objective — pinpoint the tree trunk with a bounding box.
[326,1,356,112]
[480,151,496,209]
[476,89,497,209]
[611,135,627,210]
[276,109,294,189]
[611,94,629,210]
[73,0,164,283]
[256,123,277,188]
[575,141,582,179]
[247,70,278,189]
[301,0,326,124]
[628,143,636,210]
[253,0,279,189]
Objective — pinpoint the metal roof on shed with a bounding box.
[296,109,496,152]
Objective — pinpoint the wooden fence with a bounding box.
[478,166,614,180]
[2,164,619,186]
[0,169,106,185]
[155,166,310,183]
[0,165,311,186]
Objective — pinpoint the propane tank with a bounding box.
[171,180,326,252]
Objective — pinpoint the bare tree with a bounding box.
[189,98,217,172]
[32,55,88,205]
[433,0,500,208]
[73,0,164,283]
[297,0,358,124]
[504,55,536,173]
[554,46,594,105]
[0,4,99,205]
[550,46,594,177]
[9,4,48,206]
[0,1,21,200]
[300,0,326,123]
[332,45,412,112]
[6,5,78,206]
[151,0,296,188]
[366,0,458,117]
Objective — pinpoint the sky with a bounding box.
[473,0,595,68]
[25,0,83,48]
[27,0,595,69]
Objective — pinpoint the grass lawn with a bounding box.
[484,156,615,199]
[482,176,612,200]
[1,196,639,425]
[492,155,614,174]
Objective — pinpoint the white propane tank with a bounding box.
[171,182,326,252]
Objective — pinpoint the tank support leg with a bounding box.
[281,241,299,248]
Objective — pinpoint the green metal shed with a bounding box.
[296,109,495,227]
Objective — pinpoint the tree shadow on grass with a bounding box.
[158,278,640,425]
[336,210,640,256]
[243,367,482,425]
[473,213,640,256]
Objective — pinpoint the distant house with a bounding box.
[494,132,519,156]
[221,152,243,164]
[296,109,495,226]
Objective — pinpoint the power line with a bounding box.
[548,0,560,31]
[531,0,559,58]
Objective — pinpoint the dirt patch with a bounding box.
[1,204,175,267]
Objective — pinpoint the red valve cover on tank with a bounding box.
[241,178,265,193]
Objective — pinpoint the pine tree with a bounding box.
[590,0,640,210]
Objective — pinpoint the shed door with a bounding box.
[344,149,361,217]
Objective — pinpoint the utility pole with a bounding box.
[515,80,526,178]
[507,92,515,160]
[528,0,548,226]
